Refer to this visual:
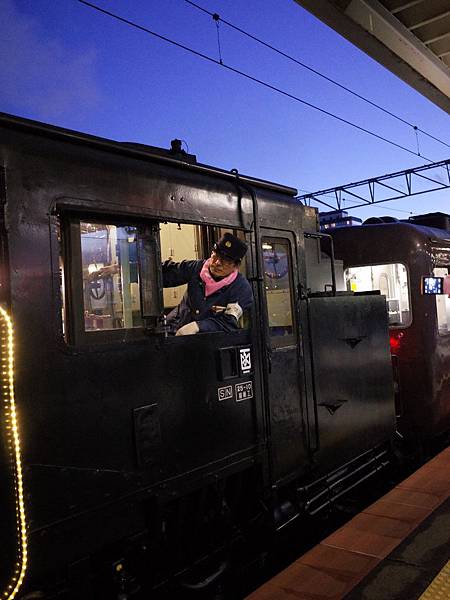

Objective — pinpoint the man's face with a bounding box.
[209,250,237,278]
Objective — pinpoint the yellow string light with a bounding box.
[0,307,27,600]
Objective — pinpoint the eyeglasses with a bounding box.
[211,251,235,267]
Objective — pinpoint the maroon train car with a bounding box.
[331,213,450,449]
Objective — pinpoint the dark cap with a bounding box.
[213,233,248,262]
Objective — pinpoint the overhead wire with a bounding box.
[77,0,441,164]
[183,0,450,151]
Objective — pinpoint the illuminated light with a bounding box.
[389,331,404,353]
[0,307,27,600]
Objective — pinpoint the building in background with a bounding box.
[320,210,362,231]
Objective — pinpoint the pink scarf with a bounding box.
[200,258,238,297]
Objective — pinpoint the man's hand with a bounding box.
[224,303,243,321]
[175,321,200,336]
[87,264,119,281]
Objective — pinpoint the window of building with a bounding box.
[344,263,411,327]
[433,267,450,334]
[262,238,295,343]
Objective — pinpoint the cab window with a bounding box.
[344,263,411,327]
[60,216,250,343]
[81,223,142,331]
[262,237,295,344]
[61,217,161,344]
[160,223,250,328]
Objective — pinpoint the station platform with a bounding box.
[246,446,450,600]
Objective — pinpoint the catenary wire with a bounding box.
[77,0,436,163]
[183,0,450,151]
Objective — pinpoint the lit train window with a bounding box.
[433,267,450,334]
[345,264,411,327]
[262,238,295,343]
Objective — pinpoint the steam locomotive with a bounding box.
[0,113,396,599]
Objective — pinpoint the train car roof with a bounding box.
[334,220,450,244]
[403,223,450,243]
[0,112,298,198]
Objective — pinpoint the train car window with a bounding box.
[344,264,411,327]
[433,267,450,334]
[263,238,295,344]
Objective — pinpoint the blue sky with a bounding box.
[1,0,449,219]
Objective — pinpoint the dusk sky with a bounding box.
[2,0,449,219]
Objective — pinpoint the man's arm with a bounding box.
[197,277,254,333]
[162,259,203,288]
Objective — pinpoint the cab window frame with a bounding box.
[262,235,297,348]
[60,214,252,345]
[61,213,162,346]
[160,222,252,333]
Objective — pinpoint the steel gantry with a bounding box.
[298,158,450,210]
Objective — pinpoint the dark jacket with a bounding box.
[162,259,253,333]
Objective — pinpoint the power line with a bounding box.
[184,0,450,151]
[77,0,437,163]
[355,206,413,215]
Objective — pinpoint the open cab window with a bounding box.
[60,217,250,344]
[160,222,202,313]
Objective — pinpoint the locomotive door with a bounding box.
[261,232,306,482]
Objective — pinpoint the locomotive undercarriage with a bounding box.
[20,466,267,600]
[20,443,396,600]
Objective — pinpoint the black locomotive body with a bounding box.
[331,215,450,448]
[0,114,395,599]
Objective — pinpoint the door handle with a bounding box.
[266,346,272,374]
